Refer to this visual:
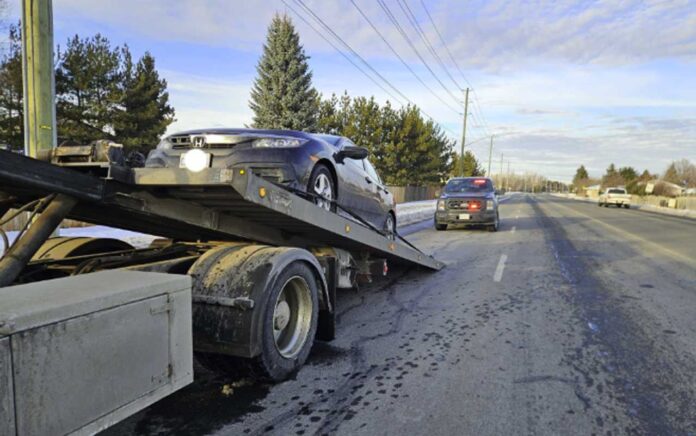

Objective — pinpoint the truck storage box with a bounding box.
[0,270,193,436]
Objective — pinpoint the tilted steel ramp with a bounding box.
[0,151,443,270]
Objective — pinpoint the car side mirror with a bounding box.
[336,145,368,162]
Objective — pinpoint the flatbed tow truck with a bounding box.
[0,147,442,434]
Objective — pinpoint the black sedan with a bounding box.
[434,177,500,231]
[145,128,396,237]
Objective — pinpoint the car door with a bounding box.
[363,158,390,225]
[334,140,371,217]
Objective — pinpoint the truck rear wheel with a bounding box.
[256,261,318,381]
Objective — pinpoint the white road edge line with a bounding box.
[494,254,508,282]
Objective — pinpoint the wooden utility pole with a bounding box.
[22,0,56,158]
[459,88,469,176]
[487,135,493,177]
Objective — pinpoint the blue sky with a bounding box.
[3,0,695,182]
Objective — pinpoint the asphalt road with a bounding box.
[105,194,696,436]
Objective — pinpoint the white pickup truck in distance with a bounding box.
[598,187,631,208]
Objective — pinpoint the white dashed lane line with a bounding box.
[493,254,508,282]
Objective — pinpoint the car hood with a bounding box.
[440,192,494,199]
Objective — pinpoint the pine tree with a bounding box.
[56,34,122,143]
[249,14,319,131]
[572,165,589,185]
[451,151,485,177]
[0,23,23,151]
[113,48,174,153]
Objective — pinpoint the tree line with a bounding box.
[1,14,483,186]
[572,159,696,195]
[248,14,481,185]
[0,24,174,153]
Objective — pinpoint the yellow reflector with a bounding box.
[259,187,266,198]
[239,169,246,175]
[345,224,351,233]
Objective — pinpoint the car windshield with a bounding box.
[444,179,493,193]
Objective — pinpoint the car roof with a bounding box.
[447,177,492,182]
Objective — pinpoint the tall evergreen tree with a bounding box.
[55,34,122,143]
[0,23,22,150]
[451,150,485,177]
[572,165,589,185]
[113,48,175,152]
[249,14,319,131]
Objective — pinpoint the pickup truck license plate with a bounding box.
[458,214,470,220]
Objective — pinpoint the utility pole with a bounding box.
[499,153,503,189]
[507,161,511,191]
[487,135,493,177]
[22,0,56,158]
[459,88,469,176]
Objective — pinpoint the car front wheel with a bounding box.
[308,164,336,212]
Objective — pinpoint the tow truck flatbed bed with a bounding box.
[0,149,442,270]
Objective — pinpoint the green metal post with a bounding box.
[22,0,56,158]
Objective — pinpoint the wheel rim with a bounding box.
[273,276,313,359]
[385,214,395,240]
[313,173,333,211]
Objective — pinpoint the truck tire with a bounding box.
[254,261,319,381]
[190,245,323,382]
[488,212,500,232]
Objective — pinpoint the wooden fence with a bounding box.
[386,185,441,204]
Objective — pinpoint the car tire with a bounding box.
[624,204,630,209]
[308,164,336,212]
[488,212,499,232]
[435,222,447,231]
[384,212,397,240]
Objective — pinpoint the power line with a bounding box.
[418,0,470,88]
[348,0,462,115]
[397,0,462,93]
[417,0,493,136]
[292,0,414,105]
[376,0,463,109]
[286,0,460,137]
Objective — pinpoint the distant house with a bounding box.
[646,180,684,197]
[584,184,601,199]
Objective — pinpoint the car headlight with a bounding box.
[437,199,446,211]
[486,200,493,209]
[252,138,307,148]
[156,139,173,150]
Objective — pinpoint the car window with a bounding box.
[364,159,381,184]
[444,178,493,193]
[608,189,626,194]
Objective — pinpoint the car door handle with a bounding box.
[365,177,372,184]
